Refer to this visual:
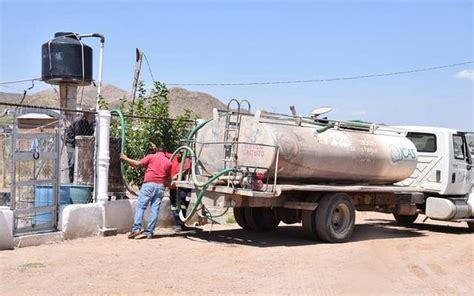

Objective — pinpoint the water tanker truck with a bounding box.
[174,101,473,243]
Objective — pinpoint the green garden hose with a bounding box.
[178,167,234,223]
[171,114,236,223]
[177,118,213,181]
[114,108,235,223]
[169,145,234,223]
[111,109,138,196]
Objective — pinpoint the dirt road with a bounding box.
[1,212,473,295]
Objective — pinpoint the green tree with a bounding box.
[116,81,194,187]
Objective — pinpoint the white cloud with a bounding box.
[455,69,474,81]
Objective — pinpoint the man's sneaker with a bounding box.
[127,230,141,239]
[135,233,148,239]
[146,234,153,239]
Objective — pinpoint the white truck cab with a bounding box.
[397,126,473,229]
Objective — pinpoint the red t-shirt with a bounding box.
[171,157,191,177]
[140,152,172,185]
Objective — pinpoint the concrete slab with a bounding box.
[103,197,175,233]
[99,228,118,237]
[13,232,64,248]
[58,203,103,240]
[0,208,14,250]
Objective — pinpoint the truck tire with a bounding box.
[233,207,250,230]
[315,193,355,243]
[393,213,418,225]
[244,207,280,231]
[302,210,319,241]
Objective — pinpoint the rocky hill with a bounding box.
[167,87,227,118]
[0,84,227,119]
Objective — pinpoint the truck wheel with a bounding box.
[393,213,418,225]
[467,222,474,232]
[233,207,250,230]
[302,210,319,240]
[315,193,355,243]
[244,207,280,231]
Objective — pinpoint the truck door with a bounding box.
[446,133,472,195]
[398,131,443,192]
[465,133,474,189]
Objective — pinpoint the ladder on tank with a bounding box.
[223,99,251,187]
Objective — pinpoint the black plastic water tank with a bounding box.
[41,32,93,85]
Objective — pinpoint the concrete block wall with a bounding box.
[58,197,175,240]
[103,197,175,233]
[58,203,104,239]
[2,196,178,248]
[103,199,134,233]
[0,206,14,250]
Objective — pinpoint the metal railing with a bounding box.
[182,139,280,194]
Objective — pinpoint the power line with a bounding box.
[0,78,41,85]
[142,53,156,82]
[1,61,472,89]
[0,101,195,123]
[166,61,474,86]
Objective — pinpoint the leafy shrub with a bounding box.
[113,81,194,187]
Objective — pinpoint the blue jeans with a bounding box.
[133,183,165,235]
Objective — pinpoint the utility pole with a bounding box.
[1,140,5,188]
[130,48,143,109]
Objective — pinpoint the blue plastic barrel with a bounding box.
[34,184,93,225]
[66,184,93,204]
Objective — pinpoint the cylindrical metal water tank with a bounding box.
[195,114,418,185]
[41,32,93,85]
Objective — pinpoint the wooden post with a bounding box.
[130,48,143,108]
[1,141,5,188]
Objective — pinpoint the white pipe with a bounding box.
[77,33,105,111]
[78,33,105,202]
[96,40,104,111]
[96,110,111,202]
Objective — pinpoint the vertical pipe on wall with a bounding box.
[96,110,111,202]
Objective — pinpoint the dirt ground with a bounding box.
[1,211,473,295]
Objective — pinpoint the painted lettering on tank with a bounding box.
[321,132,357,157]
[356,139,378,163]
[243,144,265,158]
[319,132,351,148]
[390,144,417,163]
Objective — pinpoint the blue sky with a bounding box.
[1,0,473,129]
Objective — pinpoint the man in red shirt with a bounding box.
[121,144,171,239]
[168,152,191,232]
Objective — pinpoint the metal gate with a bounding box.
[10,108,62,235]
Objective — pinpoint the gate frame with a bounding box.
[10,108,64,235]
